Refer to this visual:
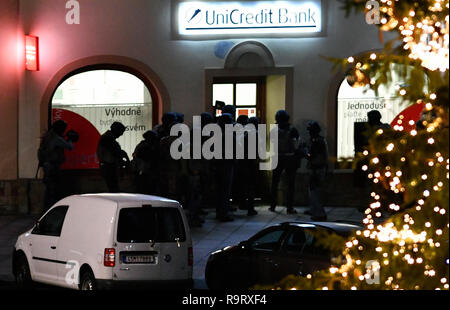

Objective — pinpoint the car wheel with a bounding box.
[15,255,33,289]
[80,270,96,291]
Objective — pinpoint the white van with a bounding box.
[12,193,193,290]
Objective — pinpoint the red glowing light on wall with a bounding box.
[25,35,39,71]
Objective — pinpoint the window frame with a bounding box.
[32,205,69,237]
[280,227,309,255]
[300,228,334,258]
[116,207,187,244]
[49,65,160,130]
[212,76,266,123]
[248,227,287,252]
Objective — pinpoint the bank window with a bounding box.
[212,77,264,121]
[51,70,153,170]
[213,84,234,107]
[236,84,257,106]
[337,65,410,160]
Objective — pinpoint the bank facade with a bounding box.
[0,0,399,214]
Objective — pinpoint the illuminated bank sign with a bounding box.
[175,0,324,38]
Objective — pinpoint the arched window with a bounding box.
[336,64,411,160]
[51,69,153,170]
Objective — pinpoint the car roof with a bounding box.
[68,193,179,205]
[279,221,363,233]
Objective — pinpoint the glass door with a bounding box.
[212,77,266,123]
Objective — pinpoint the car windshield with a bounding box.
[117,207,186,243]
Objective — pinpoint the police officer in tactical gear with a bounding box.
[185,112,215,227]
[222,105,236,122]
[270,110,301,214]
[215,112,235,222]
[97,122,129,192]
[353,110,392,211]
[154,112,177,140]
[132,130,159,195]
[199,112,215,213]
[305,121,329,221]
[39,120,77,210]
[234,115,249,211]
[158,117,182,200]
[237,116,260,216]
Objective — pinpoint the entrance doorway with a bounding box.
[207,71,291,204]
[207,72,290,128]
[205,40,293,204]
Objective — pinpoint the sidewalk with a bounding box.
[0,205,369,289]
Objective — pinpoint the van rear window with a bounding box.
[117,207,186,243]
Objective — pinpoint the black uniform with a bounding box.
[41,130,73,210]
[214,113,235,222]
[235,122,259,215]
[132,134,159,195]
[159,133,182,200]
[306,134,329,219]
[97,130,128,192]
[270,123,301,213]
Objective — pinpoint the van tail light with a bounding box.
[188,247,193,266]
[104,248,116,267]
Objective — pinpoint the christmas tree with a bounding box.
[259,0,449,290]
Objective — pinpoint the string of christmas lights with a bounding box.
[259,0,449,291]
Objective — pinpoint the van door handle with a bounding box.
[50,246,56,250]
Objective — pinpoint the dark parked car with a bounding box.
[205,221,362,290]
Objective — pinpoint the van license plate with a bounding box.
[123,255,155,264]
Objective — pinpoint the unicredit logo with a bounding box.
[178,1,322,35]
[186,8,202,24]
[187,7,317,26]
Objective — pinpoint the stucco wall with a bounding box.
[0,0,19,180]
[16,0,387,178]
